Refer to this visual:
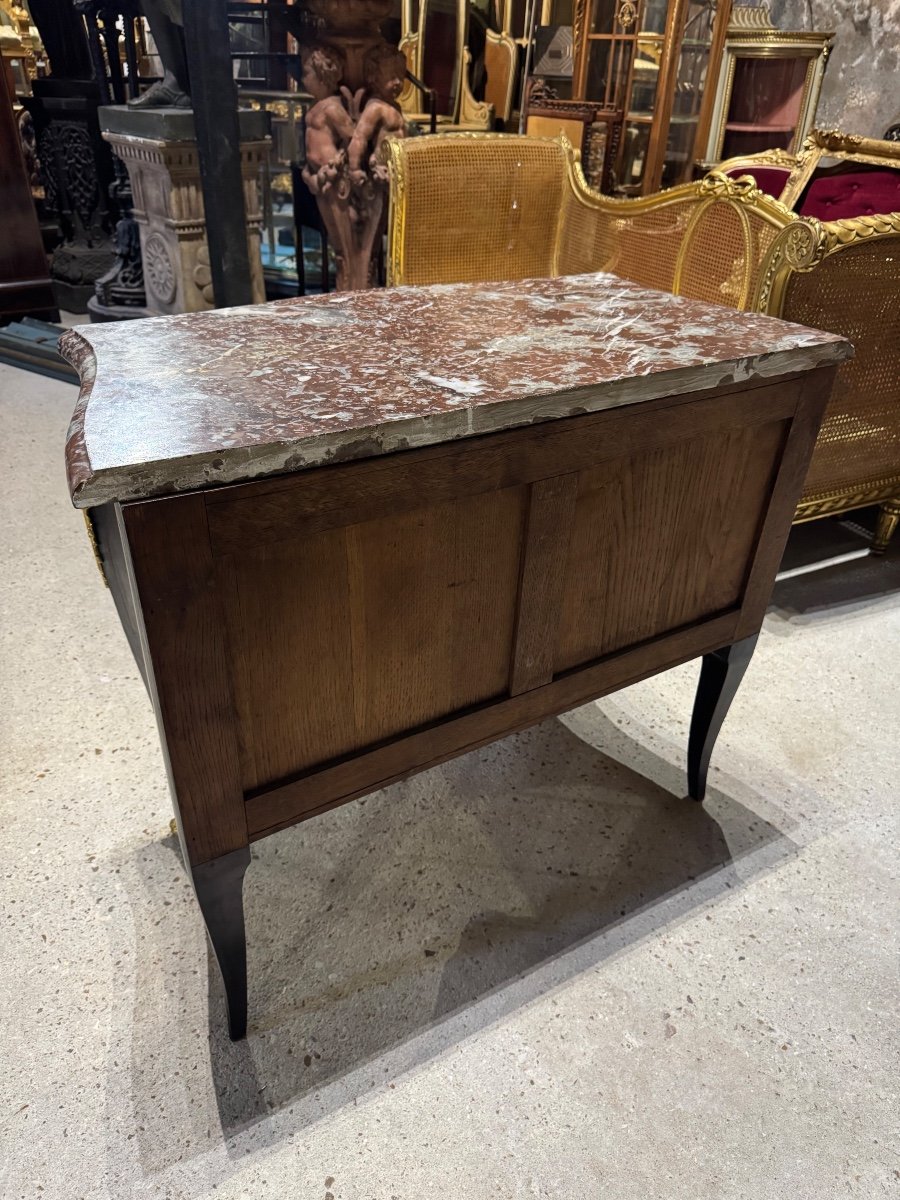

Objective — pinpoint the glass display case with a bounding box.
[572,0,733,194]
[701,5,833,166]
[240,91,307,292]
[660,0,722,185]
[579,0,641,116]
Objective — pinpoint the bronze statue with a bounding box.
[129,0,190,108]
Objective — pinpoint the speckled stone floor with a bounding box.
[1,359,898,1200]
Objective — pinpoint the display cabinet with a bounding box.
[525,2,619,188]
[399,0,514,130]
[701,5,833,166]
[568,0,733,194]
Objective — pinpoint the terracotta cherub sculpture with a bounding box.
[348,43,408,188]
[298,38,406,290]
[300,44,356,199]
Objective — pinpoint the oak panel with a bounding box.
[120,496,248,865]
[245,610,740,838]
[554,419,788,672]
[735,368,837,638]
[204,377,799,557]
[221,525,356,791]
[509,473,579,695]
[224,485,527,791]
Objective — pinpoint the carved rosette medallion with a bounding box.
[783,220,826,270]
[144,232,177,304]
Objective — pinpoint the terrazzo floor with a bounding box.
[1,359,898,1199]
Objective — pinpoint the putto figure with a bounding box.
[349,44,408,187]
[299,36,407,290]
[300,45,355,199]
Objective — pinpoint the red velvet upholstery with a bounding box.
[800,169,900,219]
[723,165,792,198]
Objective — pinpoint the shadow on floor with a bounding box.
[114,711,797,1157]
[770,512,900,624]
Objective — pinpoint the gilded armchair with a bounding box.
[753,211,900,551]
[384,134,792,304]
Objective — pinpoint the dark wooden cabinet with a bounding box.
[0,59,56,321]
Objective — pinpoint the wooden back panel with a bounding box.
[222,487,527,790]
[208,382,791,796]
[120,368,834,863]
[555,420,786,670]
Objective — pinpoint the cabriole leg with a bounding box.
[687,634,759,802]
[192,847,252,1040]
[871,497,900,556]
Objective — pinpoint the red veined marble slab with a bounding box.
[61,272,851,508]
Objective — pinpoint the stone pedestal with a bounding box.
[98,106,269,315]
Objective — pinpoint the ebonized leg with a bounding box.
[687,634,759,802]
[193,847,252,1041]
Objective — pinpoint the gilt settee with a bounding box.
[384,133,900,552]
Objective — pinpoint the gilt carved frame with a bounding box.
[398,0,494,130]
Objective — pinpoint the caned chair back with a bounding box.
[557,168,793,309]
[671,175,793,310]
[385,136,793,310]
[384,134,569,287]
[556,173,699,292]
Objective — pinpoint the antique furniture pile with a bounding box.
[397,0,517,131]
[525,0,831,195]
[534,0,737,195]
[62,274,848,1037]
[384,132,900,553]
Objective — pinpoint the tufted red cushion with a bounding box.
[723,165,792,198]
[800,169,900,219]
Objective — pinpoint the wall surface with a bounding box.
[751,0,900,138]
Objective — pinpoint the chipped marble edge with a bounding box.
[61,328,97,505]
[61,334,852,510]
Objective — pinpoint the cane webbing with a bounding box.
[391,136,565,286]
[557,193,695,293]
[676,204,783,311]
[784,239,900,501]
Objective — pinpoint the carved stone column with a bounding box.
[98,106,269,315]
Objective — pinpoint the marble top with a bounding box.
[62,273,851,508]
